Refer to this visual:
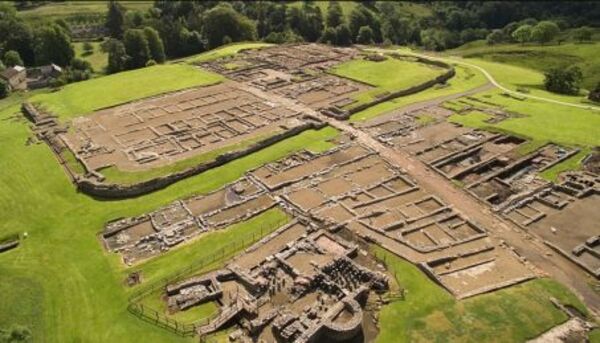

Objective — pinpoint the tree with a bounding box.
[143,27,166,63]
[106,1,126,39]
[0,79,9,99]
[531,21,559,45]
[544,66,583,95]
[512,24,532,45]
[0,19,35,65]
[335,24,352,46]
[356,26,373,44]
[588,82,600,102]
[33,24,74,66]
[123,29,150,69]
[3,50,23,67]
[320,27,337,44]
[486,29,504,45]
[348,5,381,43]
[106,38,127,73]
[326,1,343,28]
[201,4,257,49]
[573,26,593,43]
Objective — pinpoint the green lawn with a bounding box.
[30,64,224,120]
[330,57,447,108]
[449,41,600,90]
[0,91,336,342]
[373,246,589,343]
[451,91,600,148]
[183,42,273,64]
[73,41,107,75]
[349,64,488,122]
[540,148,592,182]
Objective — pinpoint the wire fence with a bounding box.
[127,216,288,337]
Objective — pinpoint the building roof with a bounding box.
[0,66,25,80]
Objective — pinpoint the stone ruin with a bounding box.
[164,221,389,342]
[101,177,276,265]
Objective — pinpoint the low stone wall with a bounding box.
[342,56,456,118]
[77,120,326,199]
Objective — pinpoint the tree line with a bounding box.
[1,1,598,95]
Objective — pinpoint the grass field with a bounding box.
[73,41,107,75]
[373,246,589,343]
[449,41,600,91]
[183,42,273,64]
[349,63,488,122]
[448,91,600,148]
[17,1,153,23]
[330,57,446,108]
[99,127,338,185]
[0,89,337,342]
[446,42,600,105]
[30,64,223,120]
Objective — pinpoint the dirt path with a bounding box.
[243,80,600,314]
[367,47,600,113]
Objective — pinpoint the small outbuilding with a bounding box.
[0,65,27,91]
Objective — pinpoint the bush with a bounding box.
[3,50,23,67]
[544,66,582,95]
[0,325,31,342]
[0,79,10,99]
[589,82,600,102]
[145,59,156,67]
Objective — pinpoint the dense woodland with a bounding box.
[0,1,599,97]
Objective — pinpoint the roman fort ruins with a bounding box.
[22,43,599,341]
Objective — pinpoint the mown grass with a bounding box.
[129,208,289,286]
[183,42,273,64]
[373,246,589,343]
[330,57,446,108]
[448,110,492,127]
[30,64,224,120]
[73,41,107,75]
[0,90,336,342]
[100,127,339,185]
[455,91,600,148]
[349,64,488,122]
[540,148,592,182]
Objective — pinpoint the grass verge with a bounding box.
[373,246,589,343]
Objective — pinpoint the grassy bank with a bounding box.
[349,63,488,122]
[373,246,589,343]
[31,64,224,120]
[330,56,447,109]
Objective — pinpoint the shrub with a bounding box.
[544,66,582,95]
[145,59,157,67]
[0,79,9,99]
[588,82,600,102]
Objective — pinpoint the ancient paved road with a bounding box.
[244,80,600,314]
